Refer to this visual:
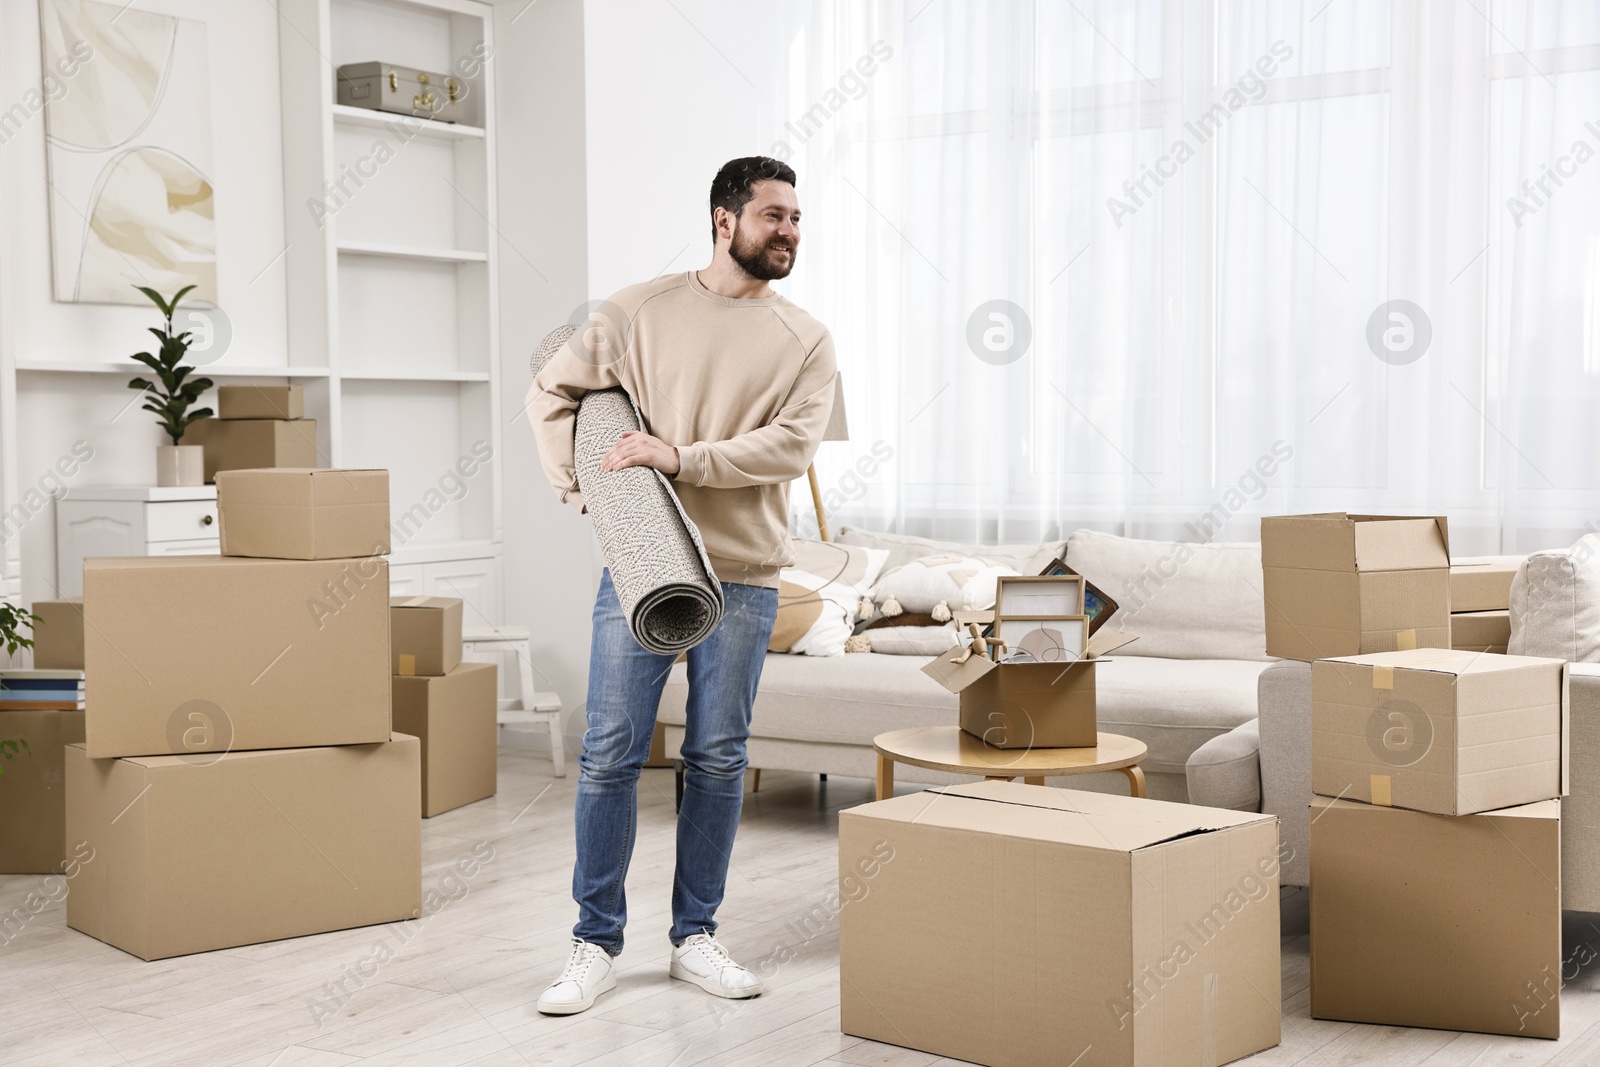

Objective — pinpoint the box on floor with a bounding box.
[391,595,463,677]
[840,781,1282,1067]
[29,598,84,670]
[920,624,1139,748]
[1261,513,1451,661]
[392,662,497,817]
[217,467,390,560]
[0,708,85,873]
[84,555,390,758]
[65,734,421,960]
[1452,609,1511,654]
[184,417,318,483]
[1310,795,1561,1038]
[217,384,304,421]
[1310,648,1567,815]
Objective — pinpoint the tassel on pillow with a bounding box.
[931,600,952,622]
[844,634,872,653]
[881,595,903,617]
[857,596,875,619]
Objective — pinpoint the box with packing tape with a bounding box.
[65,734,422,960]
[217,467,390,560]
[1311,795,1561,1038]
[840,781,1283,1067]
[392,662,497,817]
[1310,649,1567,816]
[83,555,391,758]
[1261,513,1451,661]
[391,595,463,677]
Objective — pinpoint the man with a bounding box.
[525,156,837,1014]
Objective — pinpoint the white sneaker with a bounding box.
[669,933,765,999]
[537,938,617,1015]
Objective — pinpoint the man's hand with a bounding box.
[601,430,681,475]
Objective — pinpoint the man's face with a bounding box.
[726,180,800,281]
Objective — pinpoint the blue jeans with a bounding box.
[572,568,777,954]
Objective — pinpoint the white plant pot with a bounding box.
[156,444,204,487]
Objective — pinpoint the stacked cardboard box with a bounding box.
[2,598,87,872]
[66,467,423,960]
[1449,556,1519,654]
[1307,648,1568,1038]
[185,385,316,483]
[839,781,1283,1066]
[390,595,498,817]
[1261,513,1452,660]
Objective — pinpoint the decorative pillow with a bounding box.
[869,554,1019,618]
[1509,534,1600,662]
[860,623,962,656]
[769,540,890,657]
[836,526,1067,577]
[1064,529,1270,661]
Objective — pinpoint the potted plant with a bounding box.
[0,602,38,777]
[128,285,215,487]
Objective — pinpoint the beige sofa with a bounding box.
[1248,537,1600,907]
[660,528,1277,803]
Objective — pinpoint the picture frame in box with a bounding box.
[993,575,1085,619]
[1037,557,1119,635]
[993,615,1089,664]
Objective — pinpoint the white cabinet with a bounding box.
[55,487,219,596]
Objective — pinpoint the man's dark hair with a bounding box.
[709,156,797,242]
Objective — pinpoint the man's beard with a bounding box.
[729,222,796,281]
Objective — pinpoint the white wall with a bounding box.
[491,0,596,751]
[0,0,290,602]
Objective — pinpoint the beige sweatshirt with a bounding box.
[526,271,837,589]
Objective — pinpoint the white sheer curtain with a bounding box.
[783,0,1600,554]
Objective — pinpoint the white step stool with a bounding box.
[461,626,565,777]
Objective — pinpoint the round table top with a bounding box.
[872,726,1147,777]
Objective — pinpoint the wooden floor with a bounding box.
[5,751,1600,1066]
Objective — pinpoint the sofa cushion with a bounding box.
[659,652,1268,775]
[836,526,1066,576]
[871,554,1018,614]
[1509,534,1600,662]
[770,540,888,656]
[1065,529,1270,661]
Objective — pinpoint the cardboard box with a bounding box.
[922,626,1138,748]
[217,468,390,560]
[1450,556,1522,612]
[840,781,1282,1066]
[1261,513,1452,661]
[1452,609,1511,654]
[392,662,497,817]
[65,734,422,960]
[1311,649,1566,815]
[83,555,391,758]
[1310,795,1561,1038]
[0,708,85,873]
[218,384,304,420]
[184,418,318,483]
[391,596,463,677]
[29,598,84,670]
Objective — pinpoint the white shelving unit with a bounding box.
[277,0,503,626]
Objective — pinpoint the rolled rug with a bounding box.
[531,325,724,655]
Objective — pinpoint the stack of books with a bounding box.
[0,669,85,710]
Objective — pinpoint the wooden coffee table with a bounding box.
[872,726,1148,801]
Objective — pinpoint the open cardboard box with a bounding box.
[922,615,1138,748]
[1261,513,1451,661]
